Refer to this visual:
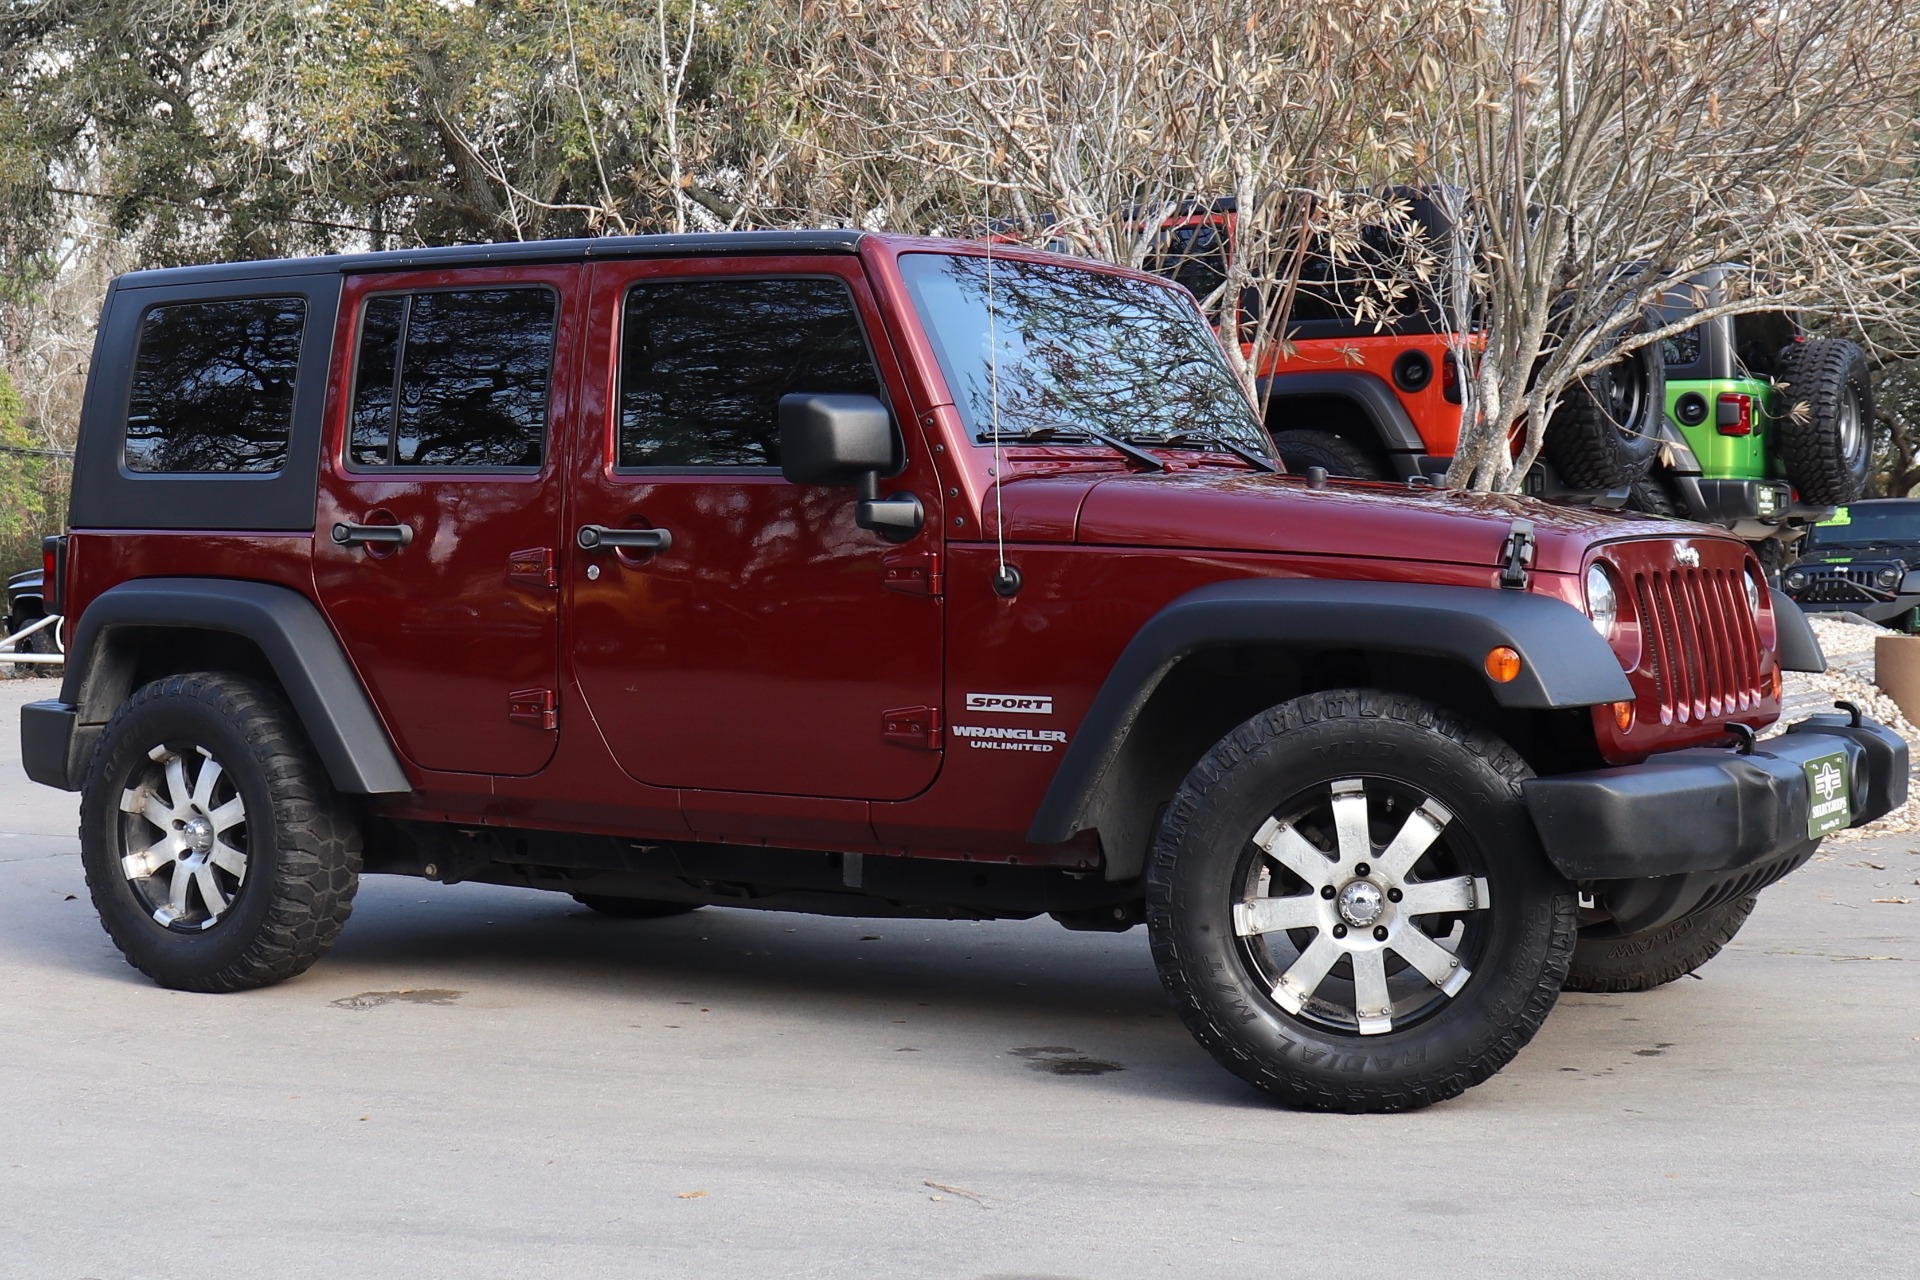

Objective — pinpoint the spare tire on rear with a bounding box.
[1542,314,1665,490]
[1775,336,1872,505]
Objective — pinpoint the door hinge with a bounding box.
[508,546,557,589]
[880,549,943,598]
[881,705,942,750]
[508,687,558,731]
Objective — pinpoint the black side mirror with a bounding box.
[778,393,923,543]
[779,394,898,485]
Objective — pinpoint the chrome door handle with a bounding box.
[331,522,414,547]
[576,525,672,552]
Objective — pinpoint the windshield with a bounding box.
[897,252,1270,455]
[1808,504,1920,547]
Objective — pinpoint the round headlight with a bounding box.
[1878,566,1902,589]
[1785,569,1808,591]
[1586,563,1619,638]
[1745,569,1762,615]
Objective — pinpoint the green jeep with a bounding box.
[1631,266,1874,572]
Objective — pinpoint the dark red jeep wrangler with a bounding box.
[20,232,1905,1112]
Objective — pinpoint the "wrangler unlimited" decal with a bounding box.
[952,724,1068,752]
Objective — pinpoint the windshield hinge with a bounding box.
[1499,519,1536,590]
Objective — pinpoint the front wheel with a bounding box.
[1563,896,1756,993]
[79,672,361,992]
[1147,689,1576,1112]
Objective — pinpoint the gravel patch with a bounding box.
[1779,614,1920,842]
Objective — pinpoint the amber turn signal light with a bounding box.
[1613,700,1635,732]
[1484,646,1522,683]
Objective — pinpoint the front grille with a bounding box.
[1630,565,1765,724]
[1794,566,1889,605]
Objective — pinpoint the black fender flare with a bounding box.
[1771,587,1826,673]
[55,577,409,794]
[1026,579,1633,851]
[1258,371,1427,455]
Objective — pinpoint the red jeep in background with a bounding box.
[1147,195,1668,495]
[20,231,1903,1112]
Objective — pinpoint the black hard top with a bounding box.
[111,229,868,290]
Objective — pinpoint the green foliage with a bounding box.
[0,370,60,575]
[0,0,798,273]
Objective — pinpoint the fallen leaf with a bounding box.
[63,894,75,901]
[678,1191,707,1200]
[924,1180,989,1207]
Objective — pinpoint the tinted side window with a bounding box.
[1664,325,1703,368]
[126,297,306,473]
[618,278,881,468]
[1732,311,1798,378]
[348,288,555,468]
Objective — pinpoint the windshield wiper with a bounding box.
[978,426,1167,472]
[1148,430,1281,474]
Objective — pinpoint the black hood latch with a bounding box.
[1498,519,1536,590]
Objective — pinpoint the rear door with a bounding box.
[566,256,945,801]
[314,265,578,777]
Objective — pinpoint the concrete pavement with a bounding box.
[1,675,1916,1279]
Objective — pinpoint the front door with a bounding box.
[567,256,945,801]
[314,265,578,777]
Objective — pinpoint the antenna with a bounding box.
[986,178,1018,597]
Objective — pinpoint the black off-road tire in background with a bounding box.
[572,894,702,919]
[1775,337,1873,505]
[1146,688,1577,1113]
[1543,325,1666,489]
[1563,896,1757,993]
[1269,429,1386,480]
[1625,471,1687,520]
[79,672,361,992]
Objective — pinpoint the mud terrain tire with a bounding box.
[1563,896,1757,993]
[1775,337,1872,505]
[1544,333,1665,489]
[1270,429,1385,480]
[79,672,361,992]
[1146,688,1576,1113]
[1626,472,1687,519]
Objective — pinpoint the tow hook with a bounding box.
[1498,519,1536,590]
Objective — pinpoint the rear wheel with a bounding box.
[1563,896,1757,993]
[572,894,702,919]
[79,673,360,992]
[1625,472,1687,519]
[1270,429,1385,480]
[1146,689,1576,1112]
[1776,337,1873,505]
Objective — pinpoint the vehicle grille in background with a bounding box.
[1631,567,1765,724]
[1794,566,1884,605]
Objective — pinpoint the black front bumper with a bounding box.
[1524,712,1907,882]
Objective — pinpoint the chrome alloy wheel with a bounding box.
[1837,384,1866,465]
[117,744,249,931]
[1233,777,1490,1036]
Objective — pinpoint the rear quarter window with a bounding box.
[124,297,307,473]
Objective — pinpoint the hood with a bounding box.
[996,467,1722,575]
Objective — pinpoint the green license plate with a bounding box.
[1805,751,1852,839]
